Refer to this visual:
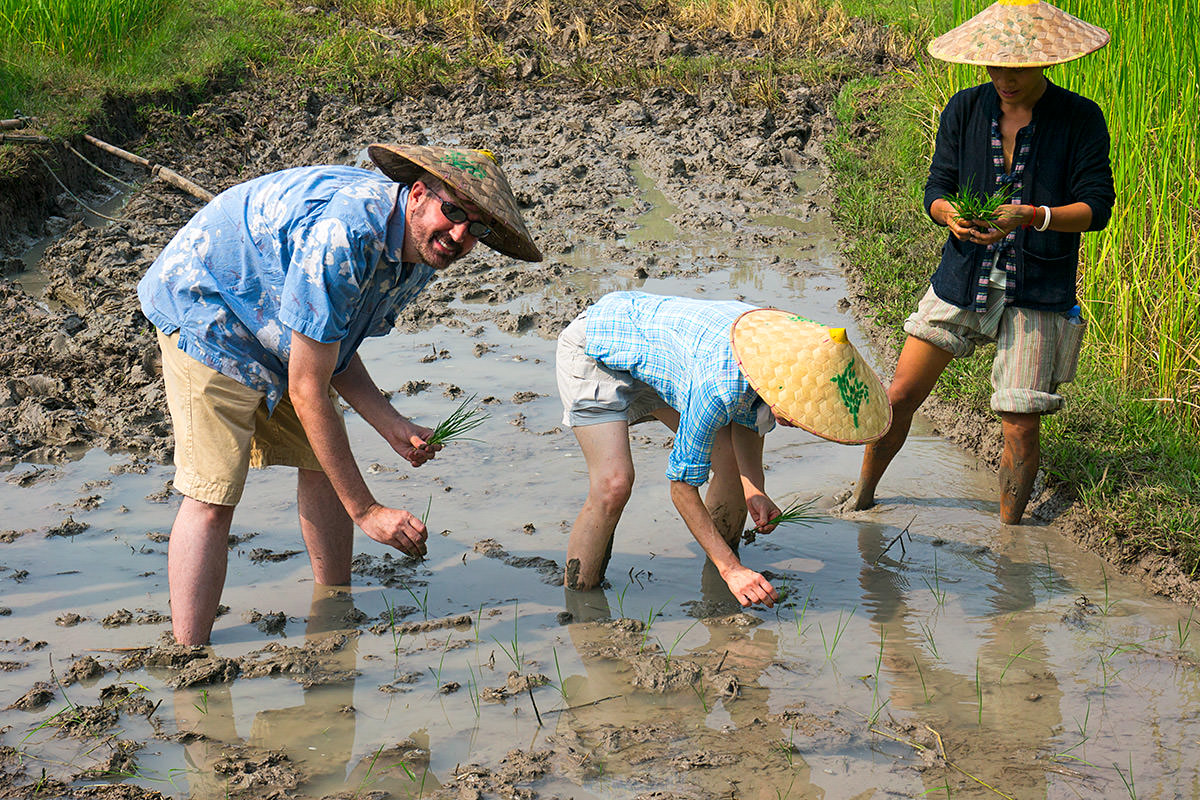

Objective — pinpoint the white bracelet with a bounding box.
[1034,205,1052,232]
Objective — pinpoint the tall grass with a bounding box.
[0,0,172,65]
[916,0,1200,421]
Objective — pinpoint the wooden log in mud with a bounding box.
[83,133,214,202]
[0,133,52,145]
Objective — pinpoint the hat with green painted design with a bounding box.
[927,0,1109,68]
[731,309,890,445]
[368,143,542,262]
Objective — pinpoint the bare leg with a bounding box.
[705,426,747,547]
[998,412,1040,525]
[169,497,236,645]
[565,421,635,590]
[297,468,354,585]
[850,336,954,510]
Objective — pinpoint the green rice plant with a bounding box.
[351,744,386,800]
[401,581,430,619]
[974,657,983,727]
[192,689,209,715]
[913,656,931,703]
[658,620,700,671]
[793,585,815,638]
[426,393,489,446]
[922,552,947,606]
[944,184,1013,228]
[491,601,522,672]
[918,620,939,660]
[427,632,453,691]
[749,496,822,535]
[0,0,171,65]
[1114,754,1138,799]
[819,607,855,661]
[551,647,569,705]
[466,663,481,717]
[1176,606,1196,649]
[690,680,710,713]
[998,643,1034,687]
[382,593,405,660]
[1074,697,1092,738]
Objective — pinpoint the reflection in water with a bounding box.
[857,526,1065,798]
[171,587,439,798]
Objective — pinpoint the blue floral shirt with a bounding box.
[584,291,772,486]
[139,166,435,411]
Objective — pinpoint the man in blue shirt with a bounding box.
[140,143,540,644]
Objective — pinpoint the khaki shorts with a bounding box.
[903,287,1080,415]
[555,313,668,428]
[157,330,342,505]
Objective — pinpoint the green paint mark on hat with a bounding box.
[830,358,870,427]
[439,151,488,179]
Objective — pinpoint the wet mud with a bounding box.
[3,11,1200,800]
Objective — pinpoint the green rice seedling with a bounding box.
[426,393,489,446]
[1114,754,1137,799]
[918,620,939,659]
[922,552,947,606]
[491,601,522,672]
[658,620,700,671]
[1074,697,1092,738]
[998,643,1034,687]
[1100,565,1117,615]
[748,496,822,536]
[639,600,669,654]
[401,581,430,619]
[615,578,633,618]
[192,689,209,715]
[552,647,569,705]
[419,495,432,527]
[466,663,481,717]
[819,607,855,661]
[1176,606,1196,649]
[793,585,815,639]
[428,632,453,690]
[913,656,931,704]
[352,744,386,800]
[974,657,983,727]
[943,184,1013,229]
[690,680,710,713]
[383,594,405,662]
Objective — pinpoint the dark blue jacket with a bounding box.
[923,80,1115,312]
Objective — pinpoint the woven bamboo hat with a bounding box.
[928,0,1109,68]
[368,143,542,262]
[731,310,890,445]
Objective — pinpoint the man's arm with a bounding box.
[331,352,438,467]
[288,331,427,557]
[670,479,778,608]
[729,424,781,533]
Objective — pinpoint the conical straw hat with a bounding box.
[731,310,891,445]
[368,143,542,262]
[927,0,1109,68]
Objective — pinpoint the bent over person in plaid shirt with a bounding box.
[556,291,792,608]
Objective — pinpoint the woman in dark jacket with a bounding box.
[847,0,1115,524]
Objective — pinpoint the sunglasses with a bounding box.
[430,189,491,239]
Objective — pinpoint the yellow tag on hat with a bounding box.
[731,309,891,444]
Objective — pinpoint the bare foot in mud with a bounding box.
[831,486,877,514]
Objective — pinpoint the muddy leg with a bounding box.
[168,496,236,645]
[998,412,1040,525]
[565,420,635,590]
[705,425,747,548]
[851,336,953,510]
[297,468,354,585]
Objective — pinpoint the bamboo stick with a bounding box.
[0,133,52,144]
[83,133,214,202]
[1,118,32,130]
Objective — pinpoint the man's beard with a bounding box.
[416,229,462,269]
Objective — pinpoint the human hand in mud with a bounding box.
[722,564,779,609]
[746,494,782,535]
[359,503,428,558]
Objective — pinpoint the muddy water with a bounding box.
[2,166,1199,800]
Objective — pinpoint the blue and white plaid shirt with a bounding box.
[139,166,435,411]
[584,291,772,486]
